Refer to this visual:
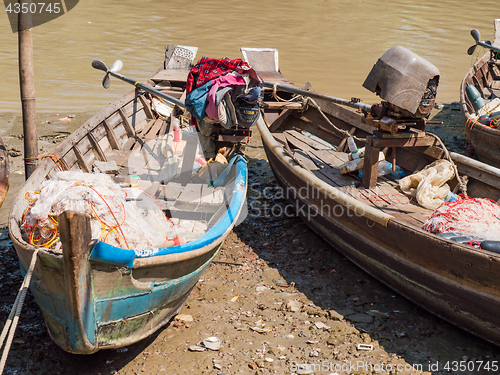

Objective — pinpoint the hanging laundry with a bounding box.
[185,56,263,128]
[205,74,248,120]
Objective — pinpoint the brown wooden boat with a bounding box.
[460,19,500,167]
[247,47,500,346]
[8,45,249,354]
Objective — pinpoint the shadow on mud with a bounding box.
[233,155,499,371]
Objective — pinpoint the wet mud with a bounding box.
[0,105,499,375]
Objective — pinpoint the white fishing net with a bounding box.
[399,159,455,210]
[22,171,181,253]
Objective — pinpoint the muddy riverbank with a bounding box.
[0,105,499,375]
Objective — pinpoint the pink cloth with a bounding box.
[205,75,247,120]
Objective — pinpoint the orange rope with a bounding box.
[24,153,67,171]
[22,182,131,249]
[80,184,130,249]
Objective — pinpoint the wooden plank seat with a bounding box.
[158,181,227,222]
[151,69,191,83]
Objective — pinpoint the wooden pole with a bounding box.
[18,0,38,179]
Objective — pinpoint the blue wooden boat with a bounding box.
[8,45,248,354]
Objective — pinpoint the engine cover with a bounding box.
[363,46,440,118]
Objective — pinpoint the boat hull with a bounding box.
[11,156,247,354]
[13,237,221,353]
[259,117,500,346]
[465,117,500,167]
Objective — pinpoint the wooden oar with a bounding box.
[262,81,373,112]
[91,60,187,109]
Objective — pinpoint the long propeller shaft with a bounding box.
[108,70,186,109]
[91,60,186,109]
[262,81,372,112]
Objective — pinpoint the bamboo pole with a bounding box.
[18,0,38,179]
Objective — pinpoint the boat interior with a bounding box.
[268,113,440,227]
[14,45,246,251]
[462,51,500,109]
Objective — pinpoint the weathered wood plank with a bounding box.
[309,149,349,168]
[272,132,290,152]
[375,179,431,226]
[179,133,199,185]
[107,150,135,170]
[371,135,437,148]
[263,102,302,110]
[119,108,135,137]
[285,130,332,150]
[87,132,107,162]
[159,182,183,201]
[151,69,191,82]
[102,120,120,151]
[73,145,90,173]
[284,131,315,152]
[59,211,94,353]
[269,109,293,132]
[175,183,202,211]
[362,136,380,188]
[144,119,168,142]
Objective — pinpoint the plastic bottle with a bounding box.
[193,155,207,171]
[465,84,486,112]
[347,136,359,160]
[444,191,459,203]
[378,160,405,178]
[173,118,180,142]
[359,160,404,179]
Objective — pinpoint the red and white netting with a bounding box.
[422,197,500,241]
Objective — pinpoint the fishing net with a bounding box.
[22,171,182,253]
[399,159,455,210]
[422,197,500,241]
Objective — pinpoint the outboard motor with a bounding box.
[362,46,440,121]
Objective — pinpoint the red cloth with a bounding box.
[186,57,251,94]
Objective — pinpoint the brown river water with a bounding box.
[0,0,499,112]
[0,1,499,373]
[0,0,498,219]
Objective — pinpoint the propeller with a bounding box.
[471,28,481,43]
[91,59,186,108]
[91,60,123,89]
[467,28,500,55]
